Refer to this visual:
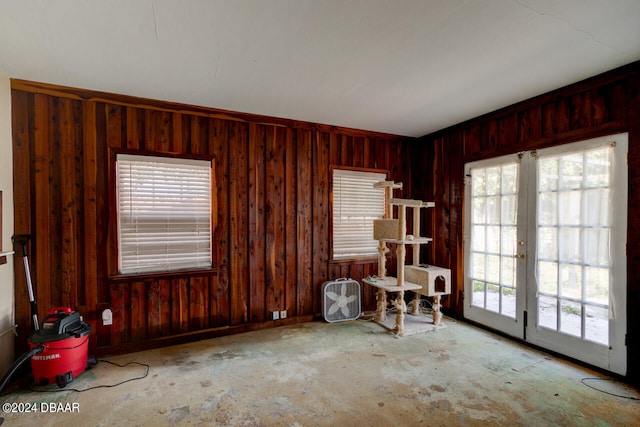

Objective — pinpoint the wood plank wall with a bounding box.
[411,60,640,383]
[11,80,413,354]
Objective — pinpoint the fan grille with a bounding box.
[322,279,361,322]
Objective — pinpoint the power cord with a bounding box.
[30,360,149,393]
[580,377,640,401]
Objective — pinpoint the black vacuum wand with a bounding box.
[12,234,39,331]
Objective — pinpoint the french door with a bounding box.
[464,134,628,375]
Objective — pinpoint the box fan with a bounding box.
[322,278,361,322]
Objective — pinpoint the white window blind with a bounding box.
[117,154,213,274]
[332,169,386,260]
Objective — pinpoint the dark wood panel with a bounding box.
[10,80,414,356]
[11,90,32,346]
[626,74,640,383]
[210,118,230,326]
[312,132,330,315]
[171,278,189,334]
[229,122,249,324]
[265,127,286,315]
[249,123,267,322]
[33,94,52,315]
[284,128,298,316]
[417,61,640,384]
[296,129,314,316]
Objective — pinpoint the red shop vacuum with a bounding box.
[28,307,92,387]
[0,235,94,393]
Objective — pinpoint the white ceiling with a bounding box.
[1,1,639,137]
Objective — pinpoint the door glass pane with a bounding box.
[559,300,582,337]
[536,145,612,345]
[538,295,557,330]
[468,162,519,318]
[585,267,608,305]
[585,305,608,345]
[538,261,558,295]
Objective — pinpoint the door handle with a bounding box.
[516,253,525,259]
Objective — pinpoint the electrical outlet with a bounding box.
[280,310,287,319]
[272,311,280,320]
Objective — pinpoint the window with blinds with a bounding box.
[332,168,386,260]
[116,154,213,274]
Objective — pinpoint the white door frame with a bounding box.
[463,153,525,339]
[525,133,628,375]
[464,133,628,376]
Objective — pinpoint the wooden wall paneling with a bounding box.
[541,101,555,138]
[188,115,207,155]
[33,94,52,316]
[109,283,124,346]
[144,110,172,152]
[570,90,592,130]
[386,141,403,195]
[160,278,172,336]
[497,113,518,148]
[374,138,387,172]
[312,131,330,315]
[130,281,146,342]
[401,140,413,198]
[480,120,497,152]
[407,139,429,265]
[447,131,465,314]
[296,129,314,316]
[189,276,208,330]
[78,101,100,332]
[59,97,81,309]
[464,125,481,157]
[353,136,364,168]
[171,278,189,334]
[432,136,450,268]
[362,262,375,309]
[249,123,267,322]
[229,122,250,324]
[172,113,183,152]
[125,106,141,150]
[210,118,230,326]
[327,264,340,282]
[328,133,339,166]
[82,100,98,326]
[147,280,162,339]
[418,63,640,383]
[341,134,353,166]
[11,90,32,349]
[363,136,375,169]
[11,81,416,355]
[265,126,286,315]
[348,263,365,308]
[104,103,124,283]
[517,107,541,144]
[607,81,627,122]
[553,96,570,135]
[95,103,110,302]
[589,86,607,127]
[284,128,298,316]
[626,74,640,383]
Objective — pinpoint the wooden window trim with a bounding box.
[109,148,217,276]
[329,166,389,262]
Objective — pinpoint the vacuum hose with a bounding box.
[0,345,44,394]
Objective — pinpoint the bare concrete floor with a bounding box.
[1,317,639,426]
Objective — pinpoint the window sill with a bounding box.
[330,258,378,265]
[109,267,222,283]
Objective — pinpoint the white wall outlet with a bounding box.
[272,311,280,320]
[102,308,113,326]
[280,310,287,319]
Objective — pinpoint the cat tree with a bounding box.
[363,181,451,336]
